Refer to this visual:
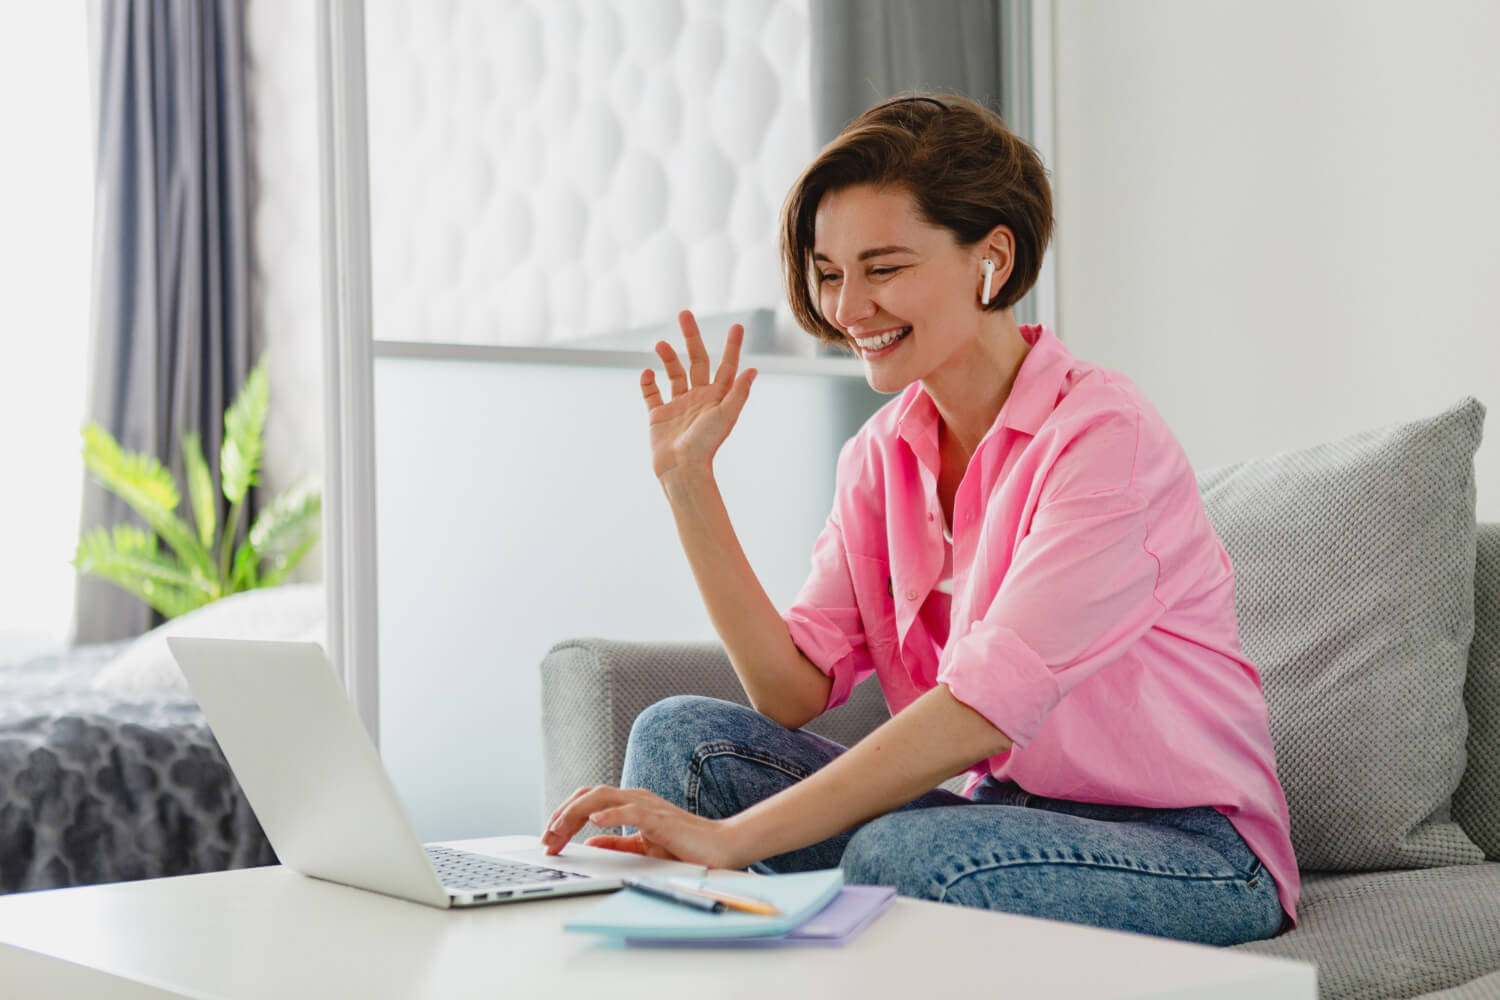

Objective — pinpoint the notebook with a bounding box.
[624,884,897,948]
[564,869,846,940]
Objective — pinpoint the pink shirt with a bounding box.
[782,325,1299,926]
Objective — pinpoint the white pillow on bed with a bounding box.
[90,583,325,694]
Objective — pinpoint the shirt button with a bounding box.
[927,512,934,522]
[906,590,918,601]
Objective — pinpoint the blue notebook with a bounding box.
[624,885,897,948]
[563,869,844,940]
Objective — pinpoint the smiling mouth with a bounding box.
[852,327,912,353]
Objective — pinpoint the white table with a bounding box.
[0,837,1315,999]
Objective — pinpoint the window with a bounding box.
[0,3,92,648]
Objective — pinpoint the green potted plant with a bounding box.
[74,357,321,619]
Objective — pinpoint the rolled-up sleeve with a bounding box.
[781,509,875,712]
[938,483,1167,748]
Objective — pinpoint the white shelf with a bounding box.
[372,340,869,378]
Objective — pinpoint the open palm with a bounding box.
[641,311,758,480]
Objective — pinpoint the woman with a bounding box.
[541,94,1297,945]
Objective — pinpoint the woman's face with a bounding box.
[813,184,988,394]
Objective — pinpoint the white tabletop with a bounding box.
[0,836,1314,999]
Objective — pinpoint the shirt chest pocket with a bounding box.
[848,553,900,652]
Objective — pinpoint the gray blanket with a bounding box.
[0,643,275,893]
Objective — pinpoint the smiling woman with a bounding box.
[544,93,1301,948]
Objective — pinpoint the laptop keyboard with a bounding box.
[424,845,589,890]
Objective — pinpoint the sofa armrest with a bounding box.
[538,638,897,836]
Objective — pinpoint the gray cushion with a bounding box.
[1197,397,1486,871]
[1453,523,1500,858]
[1415,968,1500,999]
[1232,864,1500,999]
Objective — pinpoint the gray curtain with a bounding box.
[810,0,1028,144]
[76,0,254,642]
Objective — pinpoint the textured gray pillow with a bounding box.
[1453,523,1500,858]
[1197,397,1487,871]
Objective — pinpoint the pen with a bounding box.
[620,877,724,913]
[663,878,782,916]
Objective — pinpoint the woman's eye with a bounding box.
[870,266,903,277]
[817,272,842,285]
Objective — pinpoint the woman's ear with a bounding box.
[982,225,1017,287]
[975,225,1017,306]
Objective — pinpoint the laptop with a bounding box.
[166,636,706,908]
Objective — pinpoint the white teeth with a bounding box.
[855,327,910,350]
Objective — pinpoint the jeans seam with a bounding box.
[685,741,814,816]
[934,855,1250,903]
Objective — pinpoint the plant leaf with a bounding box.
[73,524,216,618]
[230,539,260,593]
[221,357,269,506]
[81,423,217,582]
[182,431,217,549]
[259,535,318,588]
[81,423,179,511]
[247,482,322,557]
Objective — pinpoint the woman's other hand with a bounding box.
[539,784,751,871]
[641,311,757,481]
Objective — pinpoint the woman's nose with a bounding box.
[834,278,875,330]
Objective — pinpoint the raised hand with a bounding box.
[641,311,758,481]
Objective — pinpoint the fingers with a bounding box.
[584,833,678,861]
[583,833,651,857]
[655,340,689,399]
[541,785,653,856]
[678,311,711,388]
[582,833,648,857]
[582,834,647,855]
[712,323,744,388]
[646,313,744,404]
[543,785,599,842]
[640,369,663,411]
[585,800,669,839]
[586,804,633,829]
[719,368,757,426]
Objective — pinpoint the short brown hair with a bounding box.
[780,93,1054,346]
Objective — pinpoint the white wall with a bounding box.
[375,354,882,839]
[245,0,324,579]
[1053,0,1500,520]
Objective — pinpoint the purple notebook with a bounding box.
[624,885,897,948]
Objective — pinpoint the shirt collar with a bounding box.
[895,324,1073,461]
[996,325,1074,437]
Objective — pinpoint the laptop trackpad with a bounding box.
[437,835,708,880]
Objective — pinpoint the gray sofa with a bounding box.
[541,398,1499,999]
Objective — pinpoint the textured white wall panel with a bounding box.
[364,0,814,346]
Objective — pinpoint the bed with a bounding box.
[0,638,276,894]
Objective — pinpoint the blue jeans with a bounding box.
[620,695,1285,946]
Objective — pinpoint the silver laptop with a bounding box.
[166,636,705,908]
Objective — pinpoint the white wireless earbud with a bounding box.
[980,259,996,306]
